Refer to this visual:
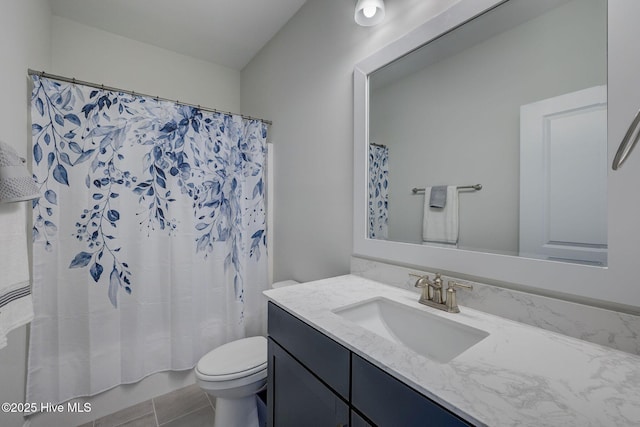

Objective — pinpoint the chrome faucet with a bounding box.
[410,273,472,313]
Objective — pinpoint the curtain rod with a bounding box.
[369,142,387,148]
[27,69,273,126]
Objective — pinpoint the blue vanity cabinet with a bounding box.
[267,339,349,427]
[351,354,473,427]
[267,302,475,426]
[267,302,350,427]
[267,302,350,399]
[351,410,373,427]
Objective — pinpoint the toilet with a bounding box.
[195,280,299,427]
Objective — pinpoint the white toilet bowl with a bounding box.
[195,280,299,427]
[195,335,268,427]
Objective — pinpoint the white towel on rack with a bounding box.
[0,203,34,350]
[422,186,458,245]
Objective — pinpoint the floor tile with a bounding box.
[117,413,157,427]
[159,405,214,427]
[153,384,209,425]
[94,400,154,427]
[204,392,215,408]
[76,422,94,427]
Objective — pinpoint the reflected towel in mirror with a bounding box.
[422,186,458,245]
[429,185,447,208]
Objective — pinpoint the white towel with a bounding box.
[422,186,458,245]
[0,203,34,350]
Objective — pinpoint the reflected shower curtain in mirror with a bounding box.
[27,76,268,405]
[368,144,388,239]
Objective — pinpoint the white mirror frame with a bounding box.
[354,0,640,310]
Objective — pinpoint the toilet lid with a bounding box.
[196,336,267,381]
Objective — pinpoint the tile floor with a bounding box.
[77,384,215,427]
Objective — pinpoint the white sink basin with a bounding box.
[333,297,489,363]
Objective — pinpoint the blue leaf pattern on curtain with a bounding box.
[28,75,269,405]
[31,75,266,306]
[368,144,388,239]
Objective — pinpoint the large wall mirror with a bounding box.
[369,0,607,265]
[352,0,640,308]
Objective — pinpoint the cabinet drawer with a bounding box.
[352,354,474,427]
[267,302,350,399]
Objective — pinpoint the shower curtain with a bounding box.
[368,144,388,239]
[27,76,268,405]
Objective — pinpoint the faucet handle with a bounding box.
[410,273,431,304]
[409,273,430,288]
[414,277,430,289]
[447,280,473,291]
[445,280,473,313]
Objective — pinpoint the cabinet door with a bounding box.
[351,410,373,427]
[268,338,349,427]
[352,355,474,427]
[268,302,350,399]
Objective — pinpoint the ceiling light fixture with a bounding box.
[355,0,385,26]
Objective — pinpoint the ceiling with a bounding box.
[49,0,308,70]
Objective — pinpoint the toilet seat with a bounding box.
[195,336,267,382]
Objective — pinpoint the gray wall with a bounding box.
[0,3,51,427]
[241,0,460,283]
[51,16,241,113]
[370,0,606,254]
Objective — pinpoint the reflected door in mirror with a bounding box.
[520,86,607,265]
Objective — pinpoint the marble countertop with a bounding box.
[263,275,640,427]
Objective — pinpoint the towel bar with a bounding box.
[411,184,482,194]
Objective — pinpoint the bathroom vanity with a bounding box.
[267,302,470,426]
[265,276,640,426]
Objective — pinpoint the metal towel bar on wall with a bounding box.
[411,184,482,194]
[613,109,640,170]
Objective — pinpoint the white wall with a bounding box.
[370,0,606,253]
[0,2,51,427]
[0,0,51,154]
[51,16,240,113]
[241,0,461,283]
